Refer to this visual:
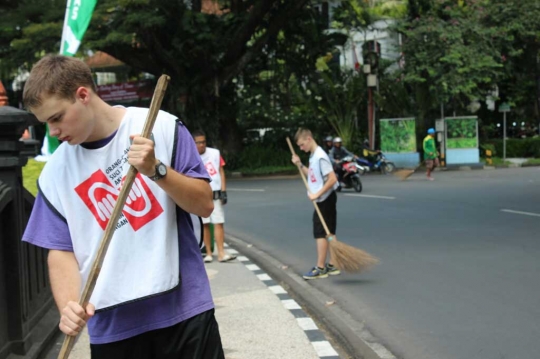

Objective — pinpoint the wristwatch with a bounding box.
[149,161,167,181]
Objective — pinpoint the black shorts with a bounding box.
[313,191,337,239]
[90,309,224,359]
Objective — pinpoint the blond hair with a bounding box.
[23,54,97,109]
[294,128,312,142]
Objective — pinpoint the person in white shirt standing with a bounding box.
[193,130,237,263]
[291,128,341,279]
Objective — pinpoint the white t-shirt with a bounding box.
[308,146,338,202]
[200,147,222,192]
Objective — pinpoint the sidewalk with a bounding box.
[43,247,339,359]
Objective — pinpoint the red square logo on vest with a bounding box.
[309,168,317,183]
[205,162,217,176]
[75,170,163,231]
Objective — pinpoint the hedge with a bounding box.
[483,138,540,158]
[226,144,298,171]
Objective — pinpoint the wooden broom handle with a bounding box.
[57,74,171,359]
[286,137,332,236]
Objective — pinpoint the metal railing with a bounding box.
[0,107,58,359]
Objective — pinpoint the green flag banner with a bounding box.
[39,0,96,160]
[60,0,97,56]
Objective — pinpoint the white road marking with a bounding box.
[281,299,301,310]
[227,249,239,254]
[268,285,287,294]
[297,317,318,331]
[237,256,249,262]
[227,188,266,192]
[245,264,260,271]
[257,273,272,281]
[345,194,396,200]
[311,341,339,357]
[501,209,540,217]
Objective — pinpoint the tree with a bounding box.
[484,0,540,123]
[398,0,503,125]
[0,0,319,152]
[308,68,367,147]
[235,5,346,137]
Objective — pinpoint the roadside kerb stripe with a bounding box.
[225,234,396,359]
[312,341,340,357]
[229,243,342,359]
[245,264,260,271]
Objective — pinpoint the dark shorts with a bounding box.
[90,309,224,359]
[313,191,337,239]
[425,158,440,170]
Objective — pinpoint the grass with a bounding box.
[524,158,540,166]
[483,157,540,166]
[22,159,45,196]
[484,157,512,166]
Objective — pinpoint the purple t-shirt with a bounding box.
[22,120,214,344]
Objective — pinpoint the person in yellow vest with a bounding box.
[423,128,440,181]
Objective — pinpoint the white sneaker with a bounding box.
[204,255,213,263]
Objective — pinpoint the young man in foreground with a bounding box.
[22,54,225,358]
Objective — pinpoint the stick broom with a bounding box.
[394,160,425,181]
[286,137,378,273]
[57,75,170,359]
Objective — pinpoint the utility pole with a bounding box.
[363,41,379,149]
[499,102,510,161]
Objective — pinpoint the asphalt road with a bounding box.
[224,167,540,359]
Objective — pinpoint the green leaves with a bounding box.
[398,0,502,107]
[380,119,417,153]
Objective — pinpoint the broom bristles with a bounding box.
[393,169,415,180]
[328,237,379,273]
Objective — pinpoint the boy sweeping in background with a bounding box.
[291,128,341,279]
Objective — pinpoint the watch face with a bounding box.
[158,164,167,176]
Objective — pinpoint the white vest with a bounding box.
[38,107,180,310]
[308,146,338,202]
[200,147,222,192]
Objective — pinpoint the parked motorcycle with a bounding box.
[356,152,396,174]
[336,156,363,192]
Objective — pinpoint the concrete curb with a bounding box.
[225,234,396,359]
[401,163,540,171]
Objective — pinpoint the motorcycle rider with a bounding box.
[329,137,358,184]
[323,136,334,154]
[362,139,381,163]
